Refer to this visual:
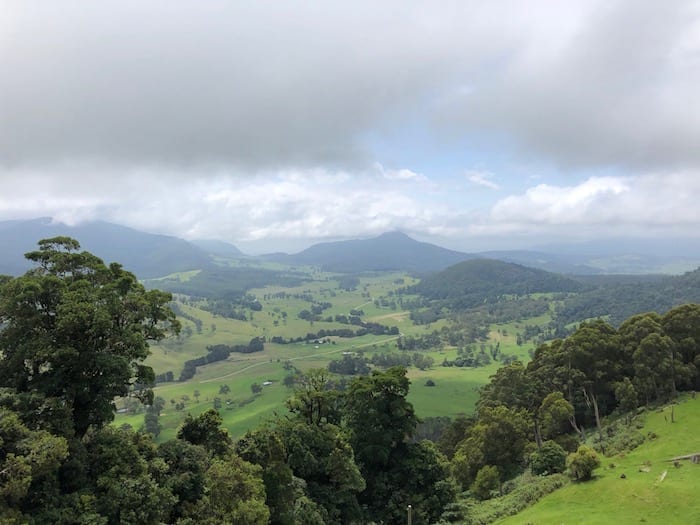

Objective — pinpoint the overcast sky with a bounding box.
[1,0,699,253]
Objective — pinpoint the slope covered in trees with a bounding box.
[557,267,700,325]
[411,258,583,310]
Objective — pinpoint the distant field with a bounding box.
[118,269,549,440]
[498,395,700,525]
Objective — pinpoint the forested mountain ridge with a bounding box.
[411,258,584,309]
[557,266,700,326]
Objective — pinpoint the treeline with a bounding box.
[269,322,399,344]
[179,337,265,381]
[200,296,262,320]
[169,301,203,332]
[327,351,435,375]
[153,266,306,299]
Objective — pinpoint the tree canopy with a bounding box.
[0,237,179,438]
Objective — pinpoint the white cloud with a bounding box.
[473,172,700,238]
[466,170,500,190]
[381,167,428,183]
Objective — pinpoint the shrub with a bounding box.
[451,473,568,524]
[566,445,600,481]
[530,441,566,475]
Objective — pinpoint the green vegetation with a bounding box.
[498,397,700,524]
[0,240,455,524]
[6,237,700,523]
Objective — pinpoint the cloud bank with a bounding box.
[0,0,698,251]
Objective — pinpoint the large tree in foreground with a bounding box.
[0,237,179,437]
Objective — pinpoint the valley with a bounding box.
[4,227,700,524]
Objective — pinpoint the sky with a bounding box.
[1,0,699,254]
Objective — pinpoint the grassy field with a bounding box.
[498,396,700,525]
[117,269,548,440]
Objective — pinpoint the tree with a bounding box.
[0,407,69,519]
[638,333,676,401]
[189,454,269,525]
[177,409,232,457]
[614,377,638,423]
[452,405,529,489]
[530,440,567,476]
[157,439,209,523]
[236,426,298,525]
[0,238,179,438]
[286,369,342,426]
[345,367,417,470]
[84,426,176,524]
[251,382,263,395]
[277,419,365,524]
[344,367,454,523]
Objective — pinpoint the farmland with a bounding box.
[116,268,549,440]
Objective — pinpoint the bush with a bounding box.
[449,473,568,524]
[530,441,566,475]
[566,445,600,481]
[470,465,500,500]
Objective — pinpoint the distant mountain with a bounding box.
[264,231,475,273]
[478,250,602,275]
[531,238,700,274]
[190,239,245,258]
[0,218,213,278]
[412,258,584,309]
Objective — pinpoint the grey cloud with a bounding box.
[0,1,502,170]
[436,0,700,171]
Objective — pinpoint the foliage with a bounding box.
[529,440,567,476]
[446,473,568,525]
[190,453,269,525]
[452,406,530,489]
[0,238,179,438]
[470,465,500,500]
[0,407,69,514]
[411,258,582,310]
[566,445,600,481]
[177,409,232,457]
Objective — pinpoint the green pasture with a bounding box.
[120,269,554,441]
[499,396,700,525]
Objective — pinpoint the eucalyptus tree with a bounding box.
[0,237,179,438]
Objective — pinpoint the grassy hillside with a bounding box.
[497,396,700,525]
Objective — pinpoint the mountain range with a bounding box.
[1,218,699,278]
[0,218,213,278]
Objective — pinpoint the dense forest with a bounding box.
[3,239,700,524]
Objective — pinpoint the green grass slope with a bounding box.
[498,396,700,525]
